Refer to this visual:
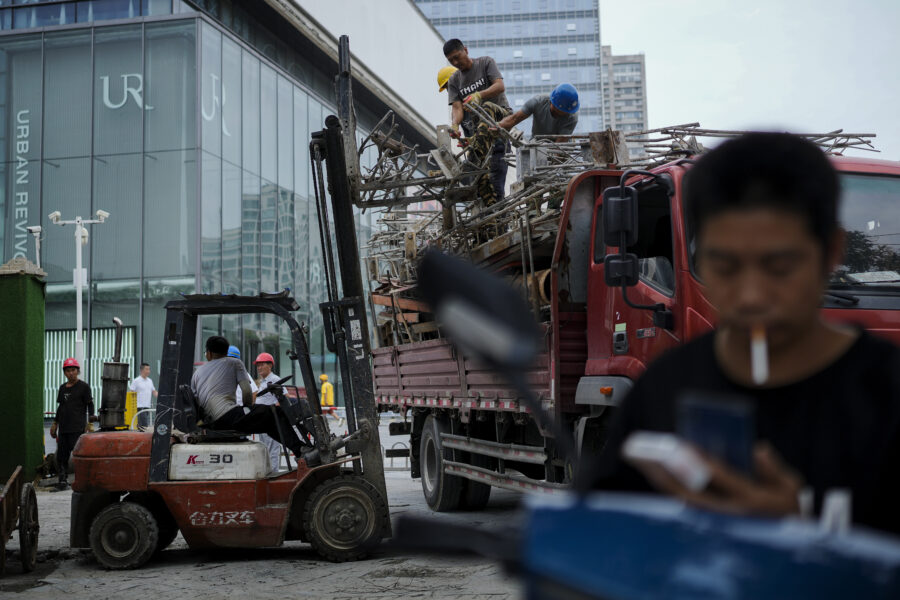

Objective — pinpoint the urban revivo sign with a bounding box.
[101,71,231,136]
[201,72,232,137]
[101,73,154,111]
[12,110,32,259]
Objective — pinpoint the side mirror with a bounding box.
[604,253,639,287]
[602,185,638,248]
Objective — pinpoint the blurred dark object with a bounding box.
[417,249,541,371]
[677,392,755,475]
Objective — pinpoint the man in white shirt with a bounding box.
[130,363,158,429]
[254,352,284,473]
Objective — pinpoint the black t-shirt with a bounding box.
[593,330,900,535]
[55,380,95,433]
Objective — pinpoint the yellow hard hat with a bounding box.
[319,374,329,381]
[437,66,457,92]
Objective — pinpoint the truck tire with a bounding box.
[460,453,492,511]
[89,502,159,570]
[303,475,387,562]
[420,414,463,511]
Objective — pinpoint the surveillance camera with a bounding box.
[95,209,110,221]
[26,225,41,235]
[48,211,61,224]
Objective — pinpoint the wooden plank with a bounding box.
[371,294,431,313]
[376,310,421,324]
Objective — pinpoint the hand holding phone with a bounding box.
[622,431,711,492]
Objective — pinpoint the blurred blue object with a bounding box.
[227,345,241,359]
[522,493,900,599]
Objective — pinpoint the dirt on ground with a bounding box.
[0,470,524,599]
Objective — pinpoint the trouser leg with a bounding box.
[56,432,81,483]
[489,138,509,201]
[259,433,282,471]
[219,405,309,456]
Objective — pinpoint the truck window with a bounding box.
[833,173,900,287]
[628,185,675,295]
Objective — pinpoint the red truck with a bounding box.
[373,154,900,511]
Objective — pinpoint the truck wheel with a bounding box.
[420,414,463,511]
[89,502,159,570]
[19,482,39,572]
[303,475,387,562]
[460,453,492,511]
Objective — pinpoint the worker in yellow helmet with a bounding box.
[437,65,457,93]
[319,374,341,424]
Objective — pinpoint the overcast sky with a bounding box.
[600,0,900,160]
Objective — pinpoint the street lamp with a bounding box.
[48,209,110,369]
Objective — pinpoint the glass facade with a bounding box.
[416,0,604,133]
[0,8,382,407]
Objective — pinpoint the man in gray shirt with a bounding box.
[498,84,580,139]
[444,38,511,201]
[191,336,310,458]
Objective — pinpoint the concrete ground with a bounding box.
[1,421,526,599]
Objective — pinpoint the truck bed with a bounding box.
[373,313,587,413]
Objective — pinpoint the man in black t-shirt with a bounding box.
[591,133,900,535]
[443,38,510,202]
[50,357,96,489]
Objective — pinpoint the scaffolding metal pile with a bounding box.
[355,110,876,345]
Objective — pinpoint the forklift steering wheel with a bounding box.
[256,374,293,398]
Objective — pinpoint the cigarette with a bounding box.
[751,325,769,385]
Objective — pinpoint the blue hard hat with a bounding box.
[549,83,579,114]
[227,345,241,359]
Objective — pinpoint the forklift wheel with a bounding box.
[89,502,159,570]
[303,475,387,562]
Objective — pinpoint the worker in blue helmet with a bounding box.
[227,345,259,406]
[498,83,579,139]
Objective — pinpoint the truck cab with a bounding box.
[582,156,900,392]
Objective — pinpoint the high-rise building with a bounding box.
[601,45,648,156]
[415,0,604,133]
[0,0,443,410]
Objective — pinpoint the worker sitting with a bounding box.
[497,83,580,140]
[191,336,311,459]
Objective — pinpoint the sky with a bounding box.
[600,0,900,160]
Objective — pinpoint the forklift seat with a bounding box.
[177,384,247,444]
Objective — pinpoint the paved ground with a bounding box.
[1,423,526,599]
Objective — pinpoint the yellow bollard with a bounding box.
[124,391,138,430]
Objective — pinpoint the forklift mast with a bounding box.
[307,35,388,508]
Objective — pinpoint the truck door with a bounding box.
[608,181,682,372]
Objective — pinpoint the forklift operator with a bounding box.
[191,336,311,457]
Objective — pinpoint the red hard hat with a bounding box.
[63,357,80,369]
[255,352,275,364]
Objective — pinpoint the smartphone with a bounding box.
[677,392,755,475]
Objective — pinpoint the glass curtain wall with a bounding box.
[0,14,379,406]
[0,20,196,398]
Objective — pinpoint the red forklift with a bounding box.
[69,37,390,569]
